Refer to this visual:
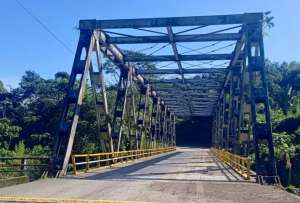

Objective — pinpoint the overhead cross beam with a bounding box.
[162,98,218,102]
[168,104,215,108]
[149,78,224,84]
[162,103,217,108]
[155,89,220,94]
[79,13,262,29]
[124,53,232,62]
[108,33,240,44]
[158,92,219,97]
[138,68,225,75]
[155,89,221,94]
[162,100,217,106]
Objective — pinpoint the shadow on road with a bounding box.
[67,151,182,180]
[65,149,247,183]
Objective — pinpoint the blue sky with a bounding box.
[1,0,300,88]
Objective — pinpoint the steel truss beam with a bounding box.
[157,91,219,96]
[166,105,216,109]
[161,102,217,107]
[126,75,138,150]
[108,33,240,44]
[211,15,277,182]
[89,40,113,153]
[162,99,217,104]
[125,53,232,62]
[111,68,130,151]
[53,13,276,184]
[93,31,175,152]
[52,30,174,176]
[172,111,213,115]
[153,82,223,88]
[154,86,221,91]
[161,97,218,101]
[166,26,193,115]
[79,13,262,29]
[167,103,215,107]
[245,24,277,179]
[168,108,215,112]
[51,30,95,176]
[138,68,226,75]
[149,79,224,85]
[173,110,213,113]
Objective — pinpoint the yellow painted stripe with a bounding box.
[0,196,149,203]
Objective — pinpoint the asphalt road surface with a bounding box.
[0,147,299,203]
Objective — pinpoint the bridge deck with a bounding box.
[0,147,299,203]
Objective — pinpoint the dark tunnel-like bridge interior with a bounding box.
[176,117,213,147]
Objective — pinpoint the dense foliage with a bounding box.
[266,60,300,188]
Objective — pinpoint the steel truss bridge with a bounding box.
[49,12,277,183]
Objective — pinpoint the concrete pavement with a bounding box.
[0,147,299,203]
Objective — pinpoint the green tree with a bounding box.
[0,81,7,93]
[267,60,300,114]
[0,118,21,149]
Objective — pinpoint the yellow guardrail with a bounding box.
[71,147,176,175]
[211,148,251,180]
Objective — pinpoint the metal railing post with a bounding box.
[71,155,77,175]
[85,155,90,172]
[20,158,26,176]
[246,159,250,180]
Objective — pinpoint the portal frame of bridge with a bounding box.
[51,13,277,181]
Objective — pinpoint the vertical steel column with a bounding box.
[166,111,172,146]
[136,85,150,149]
[90,36,113,153]
[212,108,218,148]
[216,102,222,148]
[215,109,219,148]
[150,96,158,148]
[125,96,132,150]
[231,65,243,154]
[239,66,251,156]
[219,96,225,148]
[172,114,176,147]
[164,111,169,146]
[111,67,130,151]
[211,112,216,147]
[245,20,277,178]
[162,107,168,146]
[145,89,153,148]
[227,72,234,150]
[213,106,218,148]
[159,104,166,146]
[154,98,162,148]
[52,30,94,176]
[223,87,230,149]
[126,70,138,150]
